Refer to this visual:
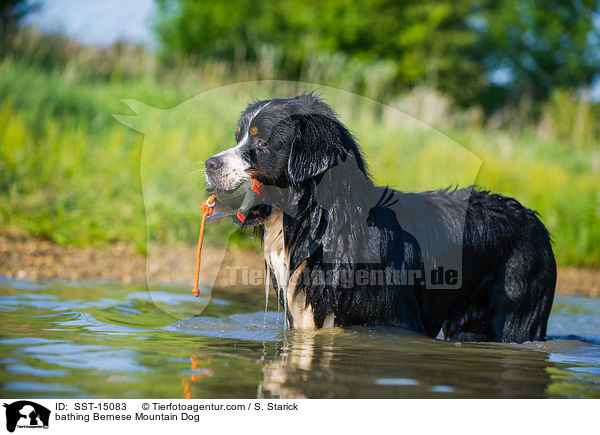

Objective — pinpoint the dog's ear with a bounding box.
[287,114,342,184]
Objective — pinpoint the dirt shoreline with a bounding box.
[1,231,598,297]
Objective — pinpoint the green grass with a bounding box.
[0,51,599,266]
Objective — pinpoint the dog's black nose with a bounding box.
[205,156,223,172]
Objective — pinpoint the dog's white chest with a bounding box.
[263,210,288,297]
[263,210,315,329]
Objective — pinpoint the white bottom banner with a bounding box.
[0,398,596,435]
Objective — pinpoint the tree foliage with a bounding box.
[154,0,600,110]
[0,0,38,52]
[474,0,600,107]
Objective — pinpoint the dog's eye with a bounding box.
[259,141,267,147]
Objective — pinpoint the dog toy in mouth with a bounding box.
[192,179,263,297]
[207,178,263,224]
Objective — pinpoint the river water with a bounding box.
[1,279,598,398]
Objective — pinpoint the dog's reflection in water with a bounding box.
[258,331,327,399]
[257,328,553,399]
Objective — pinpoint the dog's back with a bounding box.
[393,187,556,342]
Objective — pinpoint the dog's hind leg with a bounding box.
[441,303,488,342]
[439,274,496,342]
[486,247,556,343]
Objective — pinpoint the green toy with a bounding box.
[206,178,263,224]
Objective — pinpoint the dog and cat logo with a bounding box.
[3,401,50,432]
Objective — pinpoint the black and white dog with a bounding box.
[204,93,556,343]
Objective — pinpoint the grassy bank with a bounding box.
[0,34,599,266]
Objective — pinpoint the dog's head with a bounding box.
[205,93,367,226]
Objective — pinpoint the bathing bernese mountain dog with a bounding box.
[204,93,556,343]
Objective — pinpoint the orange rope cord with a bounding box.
[192,194,216,297]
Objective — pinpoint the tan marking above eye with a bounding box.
[250,126,258,136]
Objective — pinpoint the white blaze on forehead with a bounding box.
[205,101,272,190]
[238,100,272,147]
